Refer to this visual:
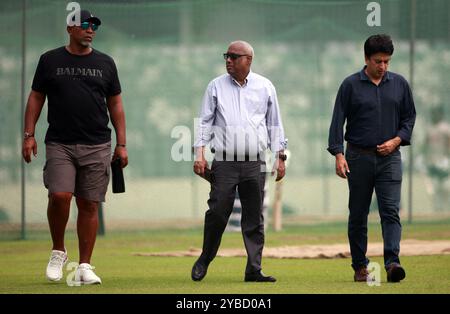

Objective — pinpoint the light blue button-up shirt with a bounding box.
[194,71,287,157]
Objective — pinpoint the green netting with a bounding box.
[0,0,449,237]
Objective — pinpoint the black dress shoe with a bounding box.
[386,263,406,283]
[244,270,276,282]
[191,259,208,281]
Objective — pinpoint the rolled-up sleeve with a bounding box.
[266,84,287,152]
[327,82,348,156]
[194,82,216,148]
[396,81,416,146]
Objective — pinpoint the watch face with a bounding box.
[24,132,34,139]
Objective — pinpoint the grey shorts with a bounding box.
[43,142,111,202]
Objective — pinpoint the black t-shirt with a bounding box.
[32,46,121,145]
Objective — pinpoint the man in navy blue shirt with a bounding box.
[327,34,416,283]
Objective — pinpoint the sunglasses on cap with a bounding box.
[223,53,250,60]
[80,22,99,31]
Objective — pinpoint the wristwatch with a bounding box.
[278,153,287,161]
[24,132,34,140]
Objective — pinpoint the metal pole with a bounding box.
[273,181,283,231]
[317,43,329,214]
[191,147,198,219]
[181,3,198,220]
[408,0,416,224]
[20,0,27,240]
[97,203,105,235]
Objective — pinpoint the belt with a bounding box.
[347,143,399,155]
[212,150,260,161]
[347,143,378,154]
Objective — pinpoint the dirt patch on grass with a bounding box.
[134,239,450,259]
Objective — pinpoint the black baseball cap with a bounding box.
[69,9,101,26]
[80,9,101,25]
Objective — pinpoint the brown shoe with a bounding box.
[354,267,369,282]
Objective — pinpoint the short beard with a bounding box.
[80,41,92,48]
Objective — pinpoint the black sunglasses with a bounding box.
[80,22,98,31]
[223,53,250,60]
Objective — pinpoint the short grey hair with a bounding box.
[229,40,254,57]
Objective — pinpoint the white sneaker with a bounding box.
[74,263,102,285]
[46,250,68,281]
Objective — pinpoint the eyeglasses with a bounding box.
[223,53,250,60]
[80,22,98,31]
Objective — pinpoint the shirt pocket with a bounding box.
[345,149,361,161]
[245,94,267,115]
[350,94,377,114]
[390,152,403,181]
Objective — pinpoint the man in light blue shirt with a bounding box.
[191,40,287,282]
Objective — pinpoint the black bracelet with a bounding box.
[116,144,126,148]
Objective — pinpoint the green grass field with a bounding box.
[1,219,449,294]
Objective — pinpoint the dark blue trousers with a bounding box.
[346,147,403,270]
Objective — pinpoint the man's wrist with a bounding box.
[195,147,205,161]
[24,132,34,140]
[116,143,126,148]
[278,152,287,161]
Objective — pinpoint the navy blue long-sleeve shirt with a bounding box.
[327,67,416,156]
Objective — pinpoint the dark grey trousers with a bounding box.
[199,159,266,274]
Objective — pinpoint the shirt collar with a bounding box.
[230,70,252,87]
[359,65,391,82]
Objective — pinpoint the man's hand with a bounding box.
[193,147,208,176]
[377,136,401,156]
[22,90,45,164]
[335,153,350,179]
[113,146,128,168]
[272,151,287,182]
[272,158,286,182]
[22,137,37,163]
[193,157,208,177]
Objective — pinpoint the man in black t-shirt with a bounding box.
[22,10,128,285]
